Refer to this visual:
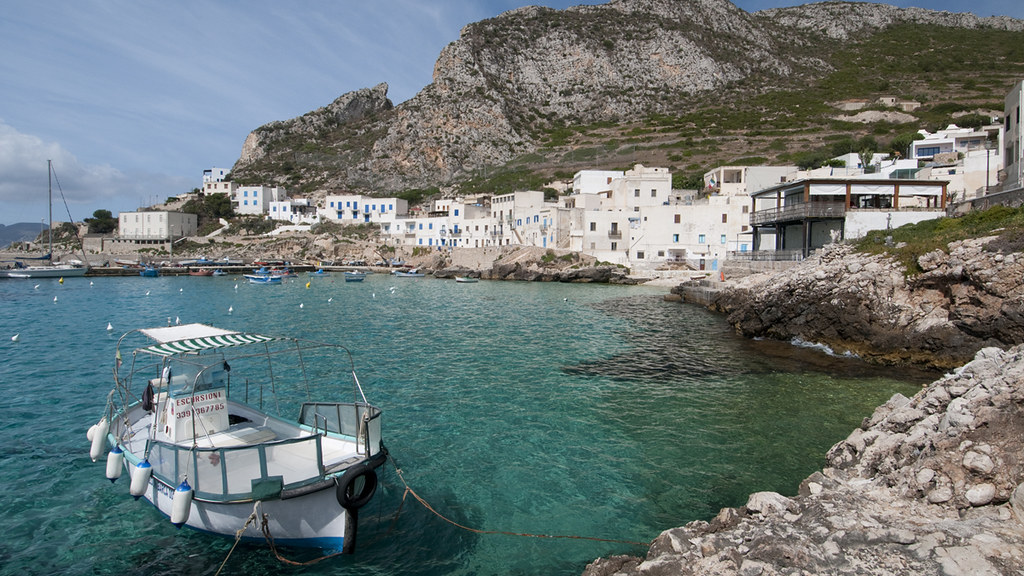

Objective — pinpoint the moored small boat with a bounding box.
[343,271,366,282]
[454,276,478,283]
[244,274,282,284]
[90,323,386,552]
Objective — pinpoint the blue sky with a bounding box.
[1,1,1020,226]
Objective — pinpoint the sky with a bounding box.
[1,1,1021,226]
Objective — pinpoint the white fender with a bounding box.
[130,459,152,499]
[170,479,193,527]
[105,446,124,482]
[87,423,97,442]
[89,418,109,462]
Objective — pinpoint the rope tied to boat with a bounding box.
[213,502,260,576]
[388,453,652,548]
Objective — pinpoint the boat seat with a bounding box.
[194,425,277,448]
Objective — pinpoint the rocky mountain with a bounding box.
[230,0,1024,197]
[0,223,45,248]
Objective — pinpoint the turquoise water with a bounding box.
[0,274,933,576]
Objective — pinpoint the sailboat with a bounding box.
[3,161,89,279]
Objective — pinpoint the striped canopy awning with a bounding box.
[136,323,280,357]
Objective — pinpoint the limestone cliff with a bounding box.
[229,0,1024,197]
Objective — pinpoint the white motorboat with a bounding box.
[89,323,386,552]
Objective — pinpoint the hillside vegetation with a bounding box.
[856,205,1024,274]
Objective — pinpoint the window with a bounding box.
[454,209,459,216]
[651,189,656,197]
[672,234,679,243]
[917,146,941,157]
[674,214,681,223]
[636,251,645,259]
[634,189,640,197]
[742,206,749,213]
[699,234,706,244]
[722,214,728,223]
[721,235,727,244]
[610,242,617,250]
[589,222,596,231]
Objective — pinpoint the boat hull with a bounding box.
[4,265,88,278]
[135,471,349,549]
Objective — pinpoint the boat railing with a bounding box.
[300,402,383,457]
[144,434,329,503]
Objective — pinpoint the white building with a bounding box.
[118,211,198,243]
[202,168,229,184]
[1005,79,1024,191]
[322,194,407,225]
[234,186,286,216]
[911,124,999,161]
[269,199,319,224]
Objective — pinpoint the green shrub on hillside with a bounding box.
[855,206,1024,274]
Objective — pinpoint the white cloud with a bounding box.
[0,120,192,223]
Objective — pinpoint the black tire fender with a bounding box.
[336,464,378,510]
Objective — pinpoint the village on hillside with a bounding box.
[9,80,1024,279]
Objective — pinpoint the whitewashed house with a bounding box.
[269,199,319,224]
[117,211,197,245]
[234,185,286,216]
[1004,79,1024,192]
[322,194,407,225]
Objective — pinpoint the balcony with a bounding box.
[750,202,846,226]
[607,230,623,239]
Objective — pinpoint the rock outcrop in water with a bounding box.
[689,239,1024,370]
[583,345,1024,576]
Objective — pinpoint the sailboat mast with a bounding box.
[47,159,53,258]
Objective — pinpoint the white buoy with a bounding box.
[106,323,113,331]
[299,303,304,309]
[328,297,333,303]
[130,459,153,499]
[179,288,183,293]
[228,306,233,314]
[234,283,238,290]
[175,316,180,325]
[145,291,150,296]
[105,446,124,482]
[170,479,193,527]
[89,417,109,462]
[90,281,94,286]
[11,333,19,343]
[53,296,58,303]
[33,284,39,290]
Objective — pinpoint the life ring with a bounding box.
[336,465,378,510]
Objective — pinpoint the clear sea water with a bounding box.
[0,273,935,576]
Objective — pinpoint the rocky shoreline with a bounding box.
[581,240,1024,575]
[677,239,1024,371]
[584,344,1024,576]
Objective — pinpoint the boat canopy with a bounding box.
[136,323,279,357]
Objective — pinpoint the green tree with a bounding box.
[85,209,118,234]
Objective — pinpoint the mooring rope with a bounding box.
[388,453,652,548]
[213,502,260,576]
[217,453,652,571]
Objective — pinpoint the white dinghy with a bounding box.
[90,323,386,553]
